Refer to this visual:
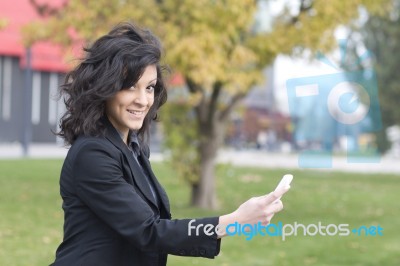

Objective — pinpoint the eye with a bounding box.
[147,85,155,93]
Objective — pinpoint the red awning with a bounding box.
[0,0,78,72]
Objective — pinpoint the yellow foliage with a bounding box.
[21,0,394,97]
[20,0,395,207]
[0,17,8,30]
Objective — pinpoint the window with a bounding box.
[56,75,66,145]
[48,73,58,124]
[2,57,12,121]
[0,57,2,118]
[31,71,41,124]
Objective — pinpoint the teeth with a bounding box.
[128,110,143,115]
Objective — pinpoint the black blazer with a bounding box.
[51,118,221,266]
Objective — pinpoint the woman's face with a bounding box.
[105,65,156,139]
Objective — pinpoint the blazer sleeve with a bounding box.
[73,140,221,258]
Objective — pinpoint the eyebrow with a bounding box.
[133,77,157,88]
[147,78,157,85]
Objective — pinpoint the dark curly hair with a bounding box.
[57,22,168,145]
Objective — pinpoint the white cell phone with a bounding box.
[274,174,293,202]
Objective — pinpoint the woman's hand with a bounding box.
[218,186,290,238]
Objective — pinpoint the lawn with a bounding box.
[0,159,399,266]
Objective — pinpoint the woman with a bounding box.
[51,22,289,266]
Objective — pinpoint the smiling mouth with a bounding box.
[127,110,145,115]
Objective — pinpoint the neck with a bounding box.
[115,129,129,145]
[123,134,129,145]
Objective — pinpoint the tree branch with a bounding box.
[29,0,67,17]
[218,92,246,122]
[186,77,202,93]
[291,0,314,25]
[186,77,207,124]
[207,81,222,123]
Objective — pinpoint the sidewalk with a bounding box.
[218,149,400,175]
[0,143,69,159]
[1,143,399,175]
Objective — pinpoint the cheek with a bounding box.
[114,95,130,111]
[106,95,127,118]
[148,95,155,107]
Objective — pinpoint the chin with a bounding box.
[129,123,144,131]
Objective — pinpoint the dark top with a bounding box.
[127,131,160,207]
[50,117,221,266]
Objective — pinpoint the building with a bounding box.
[0,0,70,144]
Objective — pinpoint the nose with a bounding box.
[134,88,148,106]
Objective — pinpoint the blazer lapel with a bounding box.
[102,117,158,209]
[139,154,171,215]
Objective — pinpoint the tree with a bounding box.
[0,18,7,30]
[344,0,400,152]
[24,0,392,209]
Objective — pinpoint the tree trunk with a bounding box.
[191,129,220,209]
[187,79,244,209]
[192,119,224,209]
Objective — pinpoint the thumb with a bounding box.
[264,185,290,205]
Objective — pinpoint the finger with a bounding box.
[266,213,274,221]
[263,201,283,225]
[265,200,283,215]
[263,185,290,205]
[272,200,284,212]
[260,211,275,225]
[264,213,275,225]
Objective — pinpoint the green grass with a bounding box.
[0,159,399,266]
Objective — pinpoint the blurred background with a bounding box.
[0,0,399,265]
